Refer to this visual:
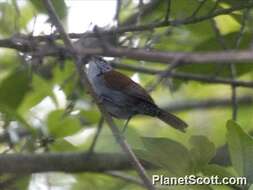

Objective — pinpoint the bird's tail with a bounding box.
[157,109,188,132]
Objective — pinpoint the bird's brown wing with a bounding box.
[103,70,154,104]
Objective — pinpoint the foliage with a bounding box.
[227,120,253,184]
[0,0,252,190]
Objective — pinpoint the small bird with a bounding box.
[86,56,188,132]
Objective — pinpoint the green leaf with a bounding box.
[47,110,81,138]
[79,110,101,125]
[170,0,215,19]
[189,135,216,169]
[227,120,253,183]
[202,164,235,178]
[15,175,31,190]
[139,137,193,176]
[29,0,67,19]
[95,125,142,153]
[50,138,79,152]
[0,52,20,80]
[180,32,253,78]
[118,0,137,24]
[0,103,34,134]
[52,60,76,96]
[0,68,30,109]
[0,2,34,35]
[220,0,251,8]
[0,2,16,35]
[18,75,54,115]
[194,32,251,51]
[18,3,36,29]
[140,0,216,23]
[214,14,240,35]
[73,173,132,190]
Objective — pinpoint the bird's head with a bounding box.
[87,57,112,78]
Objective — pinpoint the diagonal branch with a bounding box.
[42,0,155,189]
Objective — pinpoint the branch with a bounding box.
[2,36,253,88]
[0,152,151,173]
[0,37,32,52]
[42,0,155,189]
[3,36,253,66]
[75,47,253,65]
[0,149,230,173]
[163,96,253,112]
[112,63,253,88]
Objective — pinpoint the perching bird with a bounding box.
[86,56,188,132]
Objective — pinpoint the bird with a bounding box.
[86,56,188,132]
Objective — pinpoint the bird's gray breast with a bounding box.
[87,73,135,118]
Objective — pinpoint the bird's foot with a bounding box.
[121,117,132,133]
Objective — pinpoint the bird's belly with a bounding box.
[103,101,133,119]
[88,75,135,119]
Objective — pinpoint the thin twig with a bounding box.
[164,0,171,22]
[211,5,250,120]
[235,7,250,49]
[147,57,183,92]
[230,7,251,120]
[42,1,155,189]
[190,0,208,18]
[114,2,253,33]
[211,19,238,120]
[87,117,104,155]
[210,19,227,49]
[120,0,160,27]
[114,0,122,23]
[230,64,238,120]
[12,0,20,32]
[137,0,144,24]
[208,0,220,14]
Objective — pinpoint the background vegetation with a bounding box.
[0,0,253,190]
